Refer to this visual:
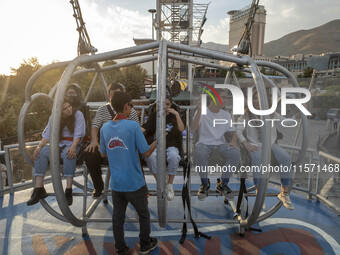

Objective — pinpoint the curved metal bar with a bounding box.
[40,199,70,223]
[73,55,158,77]
[239,56,271,228]
[167,41,248,66]
[168,54,233,72]
[255,201,282,223]
[50,56,87,227]
[74,41,160,67]
[18,93,53,166]
[156,40,168,228]
[255,60,308,166]
[24,61,71,102]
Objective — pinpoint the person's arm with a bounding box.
[228,131,239,150]
[167,108,185,132]
[32,138,49,161]
[66,137,81,159]
[85,106,105,152]
[85,126,100,152]
[142,140,157,158]
[236,115,259,152]
[135,122,156,158]
[66,111,86,159]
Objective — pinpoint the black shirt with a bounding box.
[142,110,183,150]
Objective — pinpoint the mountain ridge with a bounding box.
[263,19,340,57]
[201,19,340,57]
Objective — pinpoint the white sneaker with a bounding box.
[167,184,174,201]
[278,192,294,210]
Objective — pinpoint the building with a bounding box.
[228,5,266,57]
[273,53,340,77]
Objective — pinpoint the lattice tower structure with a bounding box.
[155,0,208,80]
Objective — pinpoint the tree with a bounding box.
[235,70,246,78]
[0,58,56,138]
[302,67,314,78]
[120,64,148,99]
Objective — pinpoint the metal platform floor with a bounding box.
[0,176,339,254]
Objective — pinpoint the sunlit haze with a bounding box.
[0,0,339,75]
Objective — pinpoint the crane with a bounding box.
[69,0,97,55]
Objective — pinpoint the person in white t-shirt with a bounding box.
[192,89,240,201]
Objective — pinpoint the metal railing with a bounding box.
[2,106,340,218]
[316,151,340,214]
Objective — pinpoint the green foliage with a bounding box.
[235,70,246,78]
[121,64,148,99]
[0,57,149,139]
[302,67,314,78]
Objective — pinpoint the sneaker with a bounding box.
[197,181,210,201]
[216,182,233,200]
[140,237,157,255]
[277,192,294,210]
[167,184,174,201]
[92,189,103,199]
[27,187,48,206]
[65,188,73,206]
[117,245,129,255]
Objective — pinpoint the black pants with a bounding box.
[112,185,150,250]
[83,148,105,191]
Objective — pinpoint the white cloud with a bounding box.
[201,17,230,45]
[80,0,151,53]
[1,0,340,75]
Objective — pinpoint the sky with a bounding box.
[0,0,339,75]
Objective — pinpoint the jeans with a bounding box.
[249,143,292,187]
[83,147,105,191]
[112,185,150,250]
[194,143,241,184]
[34,145,80,177]
[145,146,181,175]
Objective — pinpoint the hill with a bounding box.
[201,42,228,53]
[263,19,340,57]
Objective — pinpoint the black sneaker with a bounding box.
[117,245,129,255]
[65,188,73,206]
[92,189,103,199]
[216,181,233,200]
[197,180,210,201]
[140,237,157,255]
[27,187,48,206]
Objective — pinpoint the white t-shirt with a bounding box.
[197,108,234,146]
